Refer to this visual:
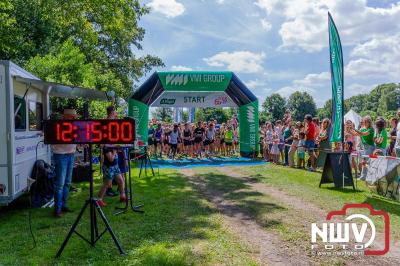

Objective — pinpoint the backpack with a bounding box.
[30,160,56,208]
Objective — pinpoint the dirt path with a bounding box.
[180,168,312,266]
[215,167,400,266]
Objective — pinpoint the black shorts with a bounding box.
[225,142,232,146]
[184,140,192,146]
[220,139,225,144]
[154,139,161,145]
[203,139,214,146]
[170,143,177,149]
[194,137,202,144]
[148,137,154,145]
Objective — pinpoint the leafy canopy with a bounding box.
[0,0,163,101]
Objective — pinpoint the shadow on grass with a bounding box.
[0,171,219,265]
[323,186,364,194]
[363,195,400,217]
[193,172,285,229]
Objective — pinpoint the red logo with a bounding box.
[311,203,390,256]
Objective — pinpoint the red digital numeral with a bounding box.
[61,122,73,141]
[108,122,119,141]
[57,124,61,140]
[121,122,132,142]
[86,123,90,141]
[91,122,102,141]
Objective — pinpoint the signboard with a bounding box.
[152,91,236,107]
[43,118,135,144]
[158,71,232,92]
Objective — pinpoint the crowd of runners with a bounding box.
[147,115,240,159]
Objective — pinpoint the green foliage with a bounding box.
[259,111,271,124]
[0,0,163,100]
[152,107,173,123]
[203,108,229,123]
[319,83,400,120]
[262,93,286,122]
[345,94,367,113]
[286,91,317,121]
[182,110,189,123]
[195,108,205,123]
[195,108,230,123]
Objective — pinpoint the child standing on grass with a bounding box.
[297,132,306,169]
[288,131,299,168]
[270,131,280,164]
[98,146,126,207]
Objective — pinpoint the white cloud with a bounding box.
[346,83,375,97]
[255,0,282,15]
[147,0,185,18]
[203,51,266,73]
[275,71,329,106]
[245,79,267,89]
[346,33,400,80]
[275,86,317,98]
[260,18,272,32]
[170,65,193,71]
[256,0,400,52]
[293,72,330,88]
[216,0,225,4]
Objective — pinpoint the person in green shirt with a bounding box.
[353,116,376,181]
[224,126,233,156]
[374,117,387,156]
[353,116,375,156]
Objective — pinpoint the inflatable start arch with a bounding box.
[128,71,259,157]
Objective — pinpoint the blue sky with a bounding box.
[137,0,400,107]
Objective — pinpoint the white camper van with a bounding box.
[0,60,107,205]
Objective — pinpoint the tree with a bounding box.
[345,94,367,113]
[0,0,163,99]
[195,108,205,123]
[262,93,286,122]
[182,110,189,123]
[152,108,173,123]
[287,91,317,121]
[317,99,332,120]
[194,108,230,123]
[203,108,229,123]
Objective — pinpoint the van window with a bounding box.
[29,101,43,131]
[14,96,26,130]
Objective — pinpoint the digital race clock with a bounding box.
[43,118,135,144]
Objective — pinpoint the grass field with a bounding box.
[0,163,399,265]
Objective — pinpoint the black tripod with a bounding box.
[55,144,125,258]
[138,146,155,178]
[115,148,144,215]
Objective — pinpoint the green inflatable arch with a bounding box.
[128,71,259,157]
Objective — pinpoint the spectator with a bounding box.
[304,114,317,171]
[388,117,398,156]
[373,117,387,156]
[297,132,306,169]
[353,116,375,156]
[51,109,78,217]
[282,121,293,166]
[288,130,299,168]
[316,118,331,168]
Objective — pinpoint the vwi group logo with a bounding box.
[310,204,389,256]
